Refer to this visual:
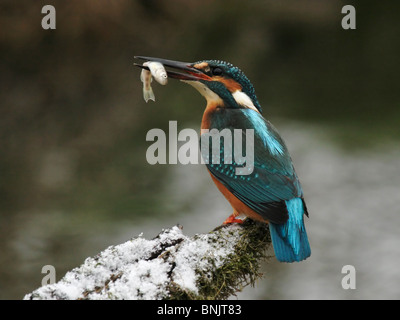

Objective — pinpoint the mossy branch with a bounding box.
[24,220,272,300]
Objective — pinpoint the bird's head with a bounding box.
[135,56,262,114]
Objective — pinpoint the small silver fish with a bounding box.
[146,61,168,85]
[140,65,155,103]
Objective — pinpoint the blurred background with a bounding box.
[1,0,399,299]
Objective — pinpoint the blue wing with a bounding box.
[202,108,303,224]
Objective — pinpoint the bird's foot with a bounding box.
[223,213,247,224]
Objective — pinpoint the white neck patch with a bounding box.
[232,90,259,113]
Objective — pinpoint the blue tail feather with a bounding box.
[269,198,311,262]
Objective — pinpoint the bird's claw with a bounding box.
[223,214,246,224]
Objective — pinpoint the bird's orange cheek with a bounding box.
[213,77,242,93]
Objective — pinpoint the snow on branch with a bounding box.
[24,220,272,300]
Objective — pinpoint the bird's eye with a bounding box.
[212,67,223,76]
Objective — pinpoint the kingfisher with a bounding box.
[135,56,311,262]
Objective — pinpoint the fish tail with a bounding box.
[143,87,155,103]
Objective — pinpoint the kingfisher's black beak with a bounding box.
[134,56,210,81]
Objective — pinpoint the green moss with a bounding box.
[167,219,271,300]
